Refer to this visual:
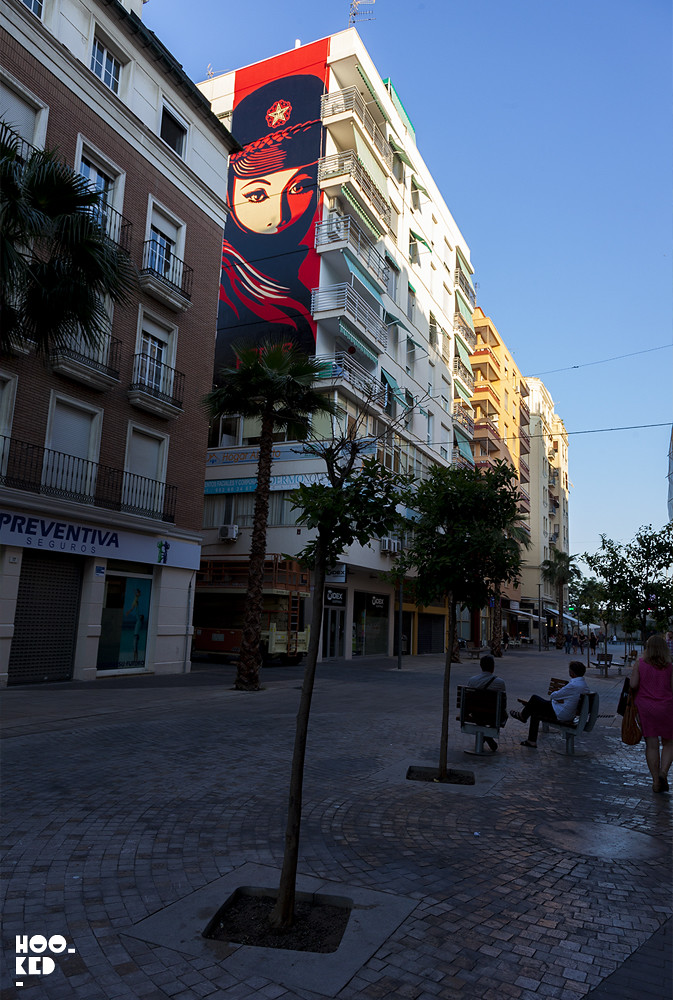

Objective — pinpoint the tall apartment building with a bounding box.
[467,307,532,641]
[0,0,236,685]
[196,29,478,660]
[519,377,570,636]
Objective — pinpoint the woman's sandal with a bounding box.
[659,774,669,792]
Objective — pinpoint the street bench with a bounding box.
[465,642,490,659]
[519,678,600,755]
[456,685,506,755]
[591,653,613,677]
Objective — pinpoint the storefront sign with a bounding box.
[325,563,346,583]
[205,471,329,495]
[0,510,200,569]
[369,594,388,612]
[206,443,313,466]
[324,588,346,607]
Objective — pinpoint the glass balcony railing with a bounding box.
[315,352,387,406]
[321,88,393,170]
[318,151,391,228]
[311,283,388,350]
[314,216,388,286]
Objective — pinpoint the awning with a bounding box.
[340,186,382,239]
[381,368,406,406]
[384,248,399,270]
[338,320,378,363]
[411,175,429,198]
[353,131,389,202]
[409,228,432,253]
[407,281,416,294]
[454,381,474,407]
[454,427,474,462]
[344,250,384,303]
[407,336,428,358]
[384,308,412,333]
[388,135,414,168]
[356,65,391,123]
[455,337,473,369]
[455,245,476,291]
[455,292,475,332]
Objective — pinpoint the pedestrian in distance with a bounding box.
[466,654,507,753]
[502,630,509,652]
[571,633,580,654]
[665,630,673,658]
[509,661,589,748]
[590,631,597,655]
[564,629,573,655]
[629,635,673,793]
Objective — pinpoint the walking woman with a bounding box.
[629,635,673,793]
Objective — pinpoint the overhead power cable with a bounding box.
[530,343,672,377]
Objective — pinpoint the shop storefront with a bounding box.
[352,591,389,656]
[322,586,346,659]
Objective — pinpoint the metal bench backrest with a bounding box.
[597,653,612,664]
[582,691,600,733]
[460,688,505,731]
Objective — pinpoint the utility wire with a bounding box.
[530,344,672,377]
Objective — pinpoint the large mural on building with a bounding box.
[215,40,330,373]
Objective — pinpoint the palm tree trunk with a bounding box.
[438,594,455,780]
[270,533,327,930]
[236,409,275,691]
[491,584,502,656]
[556,582,564,648]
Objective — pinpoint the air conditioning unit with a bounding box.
[218,524,239,541]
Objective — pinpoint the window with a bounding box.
[407,286,416,324]
[386,262,399,301]
[392,153,404,184]
[405,339,415,378]
[0,373,17,475]
[409,234,419,264]
[145,201,185,288]
[21,0,43,16]
[91,38,121,94]
[160,106,187,157]
[45,396,102,497]
[208,415,240,448]
[427,412,433,445]
[202,494,234,528]
[429,314,438,349]
[123,425,167,516]
[0,81,39,145]
[149,225,174,279]
[136,313,175,396]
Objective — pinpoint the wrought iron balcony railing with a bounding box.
[453,447,473,468]
[50,332,121,380]
[314,216,388,286]
[141,239,193,300]
[129,353,185,409]
[0,436,177,522]
[314,352,387,406]
[453,316,477,351]
[455,268,476,308]
[318,151,391,227]
[452,357,475,393]
[452,402,475,436]
[311,283,388,349]
[90,203,132,252]
[321,88,393,170]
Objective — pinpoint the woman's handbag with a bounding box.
[621,695,642,745]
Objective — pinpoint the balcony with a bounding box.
[0,436,177,522]
[314,352,387,407]
[452,357,475,394]
[315,216,388,287]
[452,402,475,436]
[321,88,393,171]
[91,203,132,252]
[473,381,500,411]
[139,239,193,311]
[519,397,530,422]
[470,345,500,380]
[519,428,531,454]
[519,457,530,482]
[474,419,501,451]
[50,332,121,390]
[452,446,473,469]
[311,283,388,351]
[454,316,477,352]
[128,353,185,419]
[519,487,531,512]
[455,268,476,309]
[318,151,391,229]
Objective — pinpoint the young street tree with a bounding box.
[0,122,136,356]
[541,548,576,648]
[204,341,337,691]
[401,460,524,780]
[622,524,673,641]
[584,535,630,657]
[269,428,413,931]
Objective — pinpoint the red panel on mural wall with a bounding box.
[216,39,330,372]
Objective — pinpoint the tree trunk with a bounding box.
[438,594,455,781]
[236,410,275,691]
[556,582,564,648]
[270,534,327,930]
[491,584,502,657]
[451,603,461,663]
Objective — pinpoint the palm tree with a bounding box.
[1,121,136,356]
[541,548,576,648]
[204,341,337,691]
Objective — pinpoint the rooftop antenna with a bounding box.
[206,63,214,79]
[349,0,376,28]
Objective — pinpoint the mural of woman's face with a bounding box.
[232,166,315,234]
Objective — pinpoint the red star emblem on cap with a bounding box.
[266,99,292,128]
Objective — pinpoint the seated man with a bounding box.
[510,661,589,748]
[466,654,507,752]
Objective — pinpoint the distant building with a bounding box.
[196,29,478,660]
[668,426,673,521]
[519,378,570,637]
[0,0,236,685]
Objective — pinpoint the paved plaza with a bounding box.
[1,647,671,999]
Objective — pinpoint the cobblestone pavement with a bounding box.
[2,648,671,999]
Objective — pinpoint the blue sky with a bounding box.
[145,0,672,562]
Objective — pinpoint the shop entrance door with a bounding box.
[322,607,345,659]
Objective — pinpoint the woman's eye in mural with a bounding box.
[233,167,315,235]
[242,187,270,204]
